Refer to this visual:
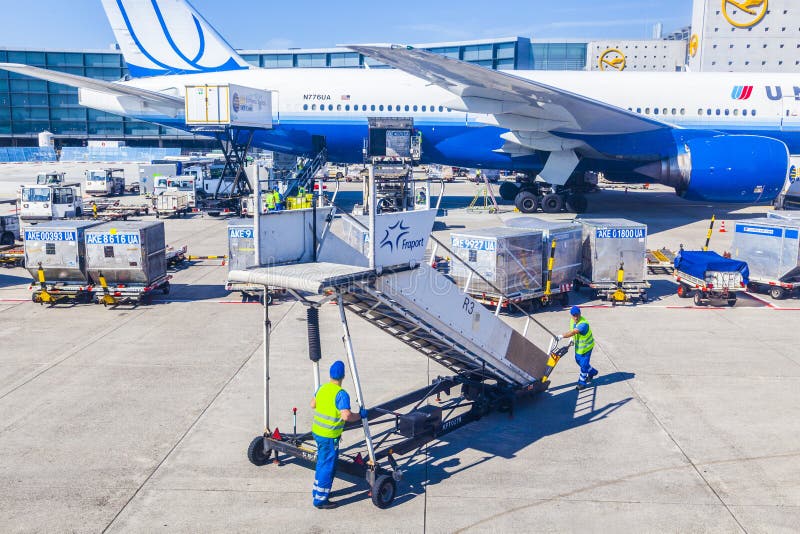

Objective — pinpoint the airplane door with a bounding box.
[271,91,280,125]
[781,96,800,131]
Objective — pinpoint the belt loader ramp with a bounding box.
[228,205,569,508]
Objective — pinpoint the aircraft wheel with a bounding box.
[566,194,588,214]
[499,182,521,202]
[515,191,539,214]
[541,193,564,213]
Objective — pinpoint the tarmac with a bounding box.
[1,165,799,533]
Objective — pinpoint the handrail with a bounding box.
[320,194,557,339]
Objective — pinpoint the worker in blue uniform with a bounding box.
[310,360,367,509]
[559,306,598,390]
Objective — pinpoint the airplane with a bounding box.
[0,0,796,213]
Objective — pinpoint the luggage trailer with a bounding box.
[244,280,570,509]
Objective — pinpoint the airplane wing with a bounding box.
[348,45,673,184]
[0,63,183,108]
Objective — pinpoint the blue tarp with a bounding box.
[674,250,750,284]
[0,147,57,162]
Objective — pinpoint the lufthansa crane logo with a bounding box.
[689,34,699,57]
[599,49,626,71]
[722,0,769,28]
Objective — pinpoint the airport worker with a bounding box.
[265,190,276,211]
[558,306,598,390]
[310,360,367,509]
[272,189,282,211]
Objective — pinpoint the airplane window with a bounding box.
[707,109,712,115]
[697,109,703,116]
[303,104,309,111]
[413,105,418,112]
[680,108,685,115]
[328,105,333,111]
[404,105,409,111]
[371,105,375,111]
[312,104,317,111]
[743,109,748,116]
[671,108,676,115]
[345,105,350,111]
[752,109,757,116]
[636,108,641,113]
[663,108,668,115]
[438,106,444,112]
[733,109,739,116]
[396,105,401,111]
[422,106,427,112]
[430,105,434,111]
[654,108,659,115]
[336,104,342,111]
[387,105,393,111]
[715,109,720,115]
[645,108,650,114]
[725,109,730,116]
[379,105,384,111]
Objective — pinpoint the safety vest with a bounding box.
[570,316,595,355]
[273,191,281,204]
[312,382,345,439]
[265,192,276,209]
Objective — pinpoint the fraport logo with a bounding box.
[731,85,754,100]
[379,220,424,252]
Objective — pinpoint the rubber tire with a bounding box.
[515,191,539,214]
[541,193,564,214]
[640,292,648,303]
[75,207,82,217]
[0,231,13,246]
[769,286,786,300]
[693,292,705,306]
[162,282,170,295]
[499,181,521,202]
[247,435,271,466]
[573,280,582,292]
[565,194,588,214]
[371,474,397,509]
[728,298,737,307]
[677,284,692,298]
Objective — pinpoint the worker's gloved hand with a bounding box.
[359,407,368,419]
[556,334,563,341]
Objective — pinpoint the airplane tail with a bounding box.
[100,0,250,77]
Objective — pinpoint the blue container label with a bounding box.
[595,228,646,239]
[24,230,77,242]
[735,225,783,238]
[229,228,254,239]
[86,233,140,245]
[451,237,496,251]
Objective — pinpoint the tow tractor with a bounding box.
[19,181,84,220]
[85,168,126,196]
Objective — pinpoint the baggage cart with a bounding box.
[85,221,170,306]
[573,218,650,303]
[225,219,281,303]
[154,191,190,218]
[24,220,102,304]
[673,250,749,307]
[731,218,800,300]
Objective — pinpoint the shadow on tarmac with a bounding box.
[0,272,30,288]
[319,370,636,507]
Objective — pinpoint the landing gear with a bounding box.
[515,191,539,214]
[510,180,590,214]
[540,193,564,213]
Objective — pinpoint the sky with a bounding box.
[0,0,694,51]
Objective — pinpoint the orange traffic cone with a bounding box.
[719,220,727,233]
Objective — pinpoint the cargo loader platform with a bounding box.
[229,205,568,508]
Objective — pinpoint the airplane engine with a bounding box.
[637,135,789,203]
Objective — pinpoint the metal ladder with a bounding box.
[339,283,519,385]
[283,149,328,198]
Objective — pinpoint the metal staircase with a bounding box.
[340,283,517,384]
[282,149,327,198]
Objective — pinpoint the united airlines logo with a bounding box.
[731,85,754,100]
[113,0,248,77]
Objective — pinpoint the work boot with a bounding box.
[314,501,338,510]
[587,369,599,382]
[576,381,589,391]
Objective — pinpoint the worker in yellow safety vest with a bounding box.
[310,360,367,509]
[265,191,276,211]
[272,190,282,210]
[558,306,598,390]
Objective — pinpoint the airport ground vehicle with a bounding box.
[154,192,190,218]
[19,182,83,221]
[732,218,800,300]
[138,163,178,196]
[0,214,19,246]
[35,172,65,186]
[573,219,650,303]
[674,250,749,307]
[85,221,170,306]
[85,168,125,196]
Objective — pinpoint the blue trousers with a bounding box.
[313,434,339,506]
[575,349,596,385]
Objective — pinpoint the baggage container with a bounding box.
[731,218,800,299]
[23,220,102,282]
[85,221,167,286]
[225,219,275,302]
[573,218,649,303]
[450,227,544,296]
[505,217,582,287]
[674,250,749,306]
